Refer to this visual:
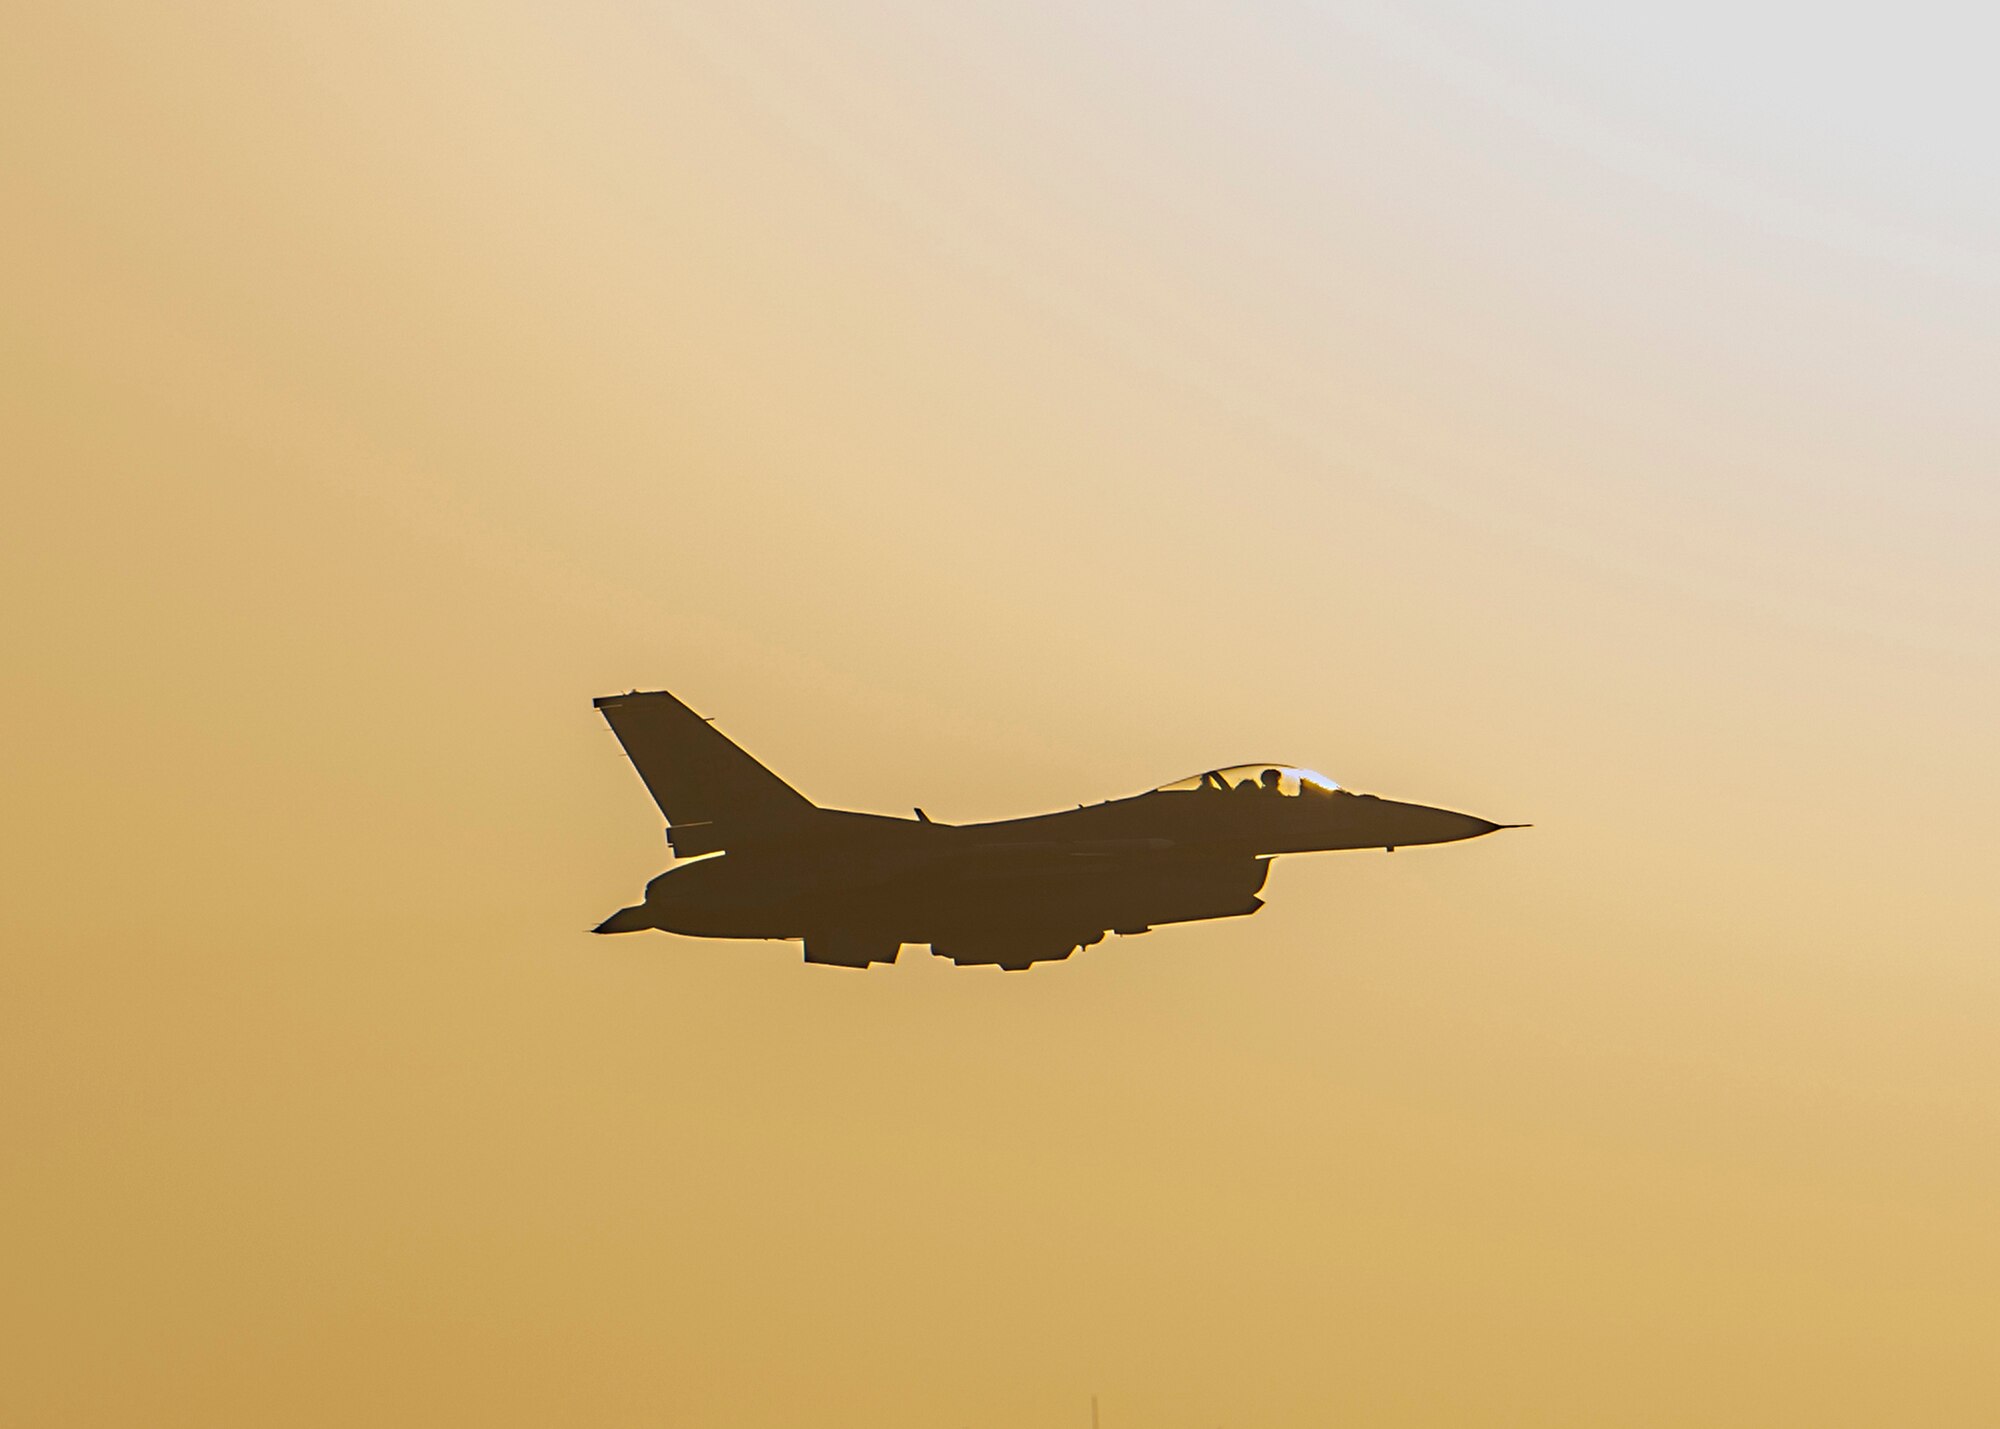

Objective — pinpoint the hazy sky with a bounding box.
[6,3,1997,1425]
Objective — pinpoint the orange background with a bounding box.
[6,4,1996,1425]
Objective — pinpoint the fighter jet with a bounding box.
[591,689,1518,969]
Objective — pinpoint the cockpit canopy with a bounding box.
[1152,765,1342,798]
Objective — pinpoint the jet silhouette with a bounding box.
[591,689,1518,969]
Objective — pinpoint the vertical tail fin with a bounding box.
[593,690,816,831]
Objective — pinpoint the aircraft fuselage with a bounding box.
[588,689,1515,969]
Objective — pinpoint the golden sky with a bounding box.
[5,3,1997,1425]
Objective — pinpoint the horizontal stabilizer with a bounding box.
[593,904,654,935]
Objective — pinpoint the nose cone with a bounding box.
[1370,799,1517,847]
[1425,808,1505,842]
